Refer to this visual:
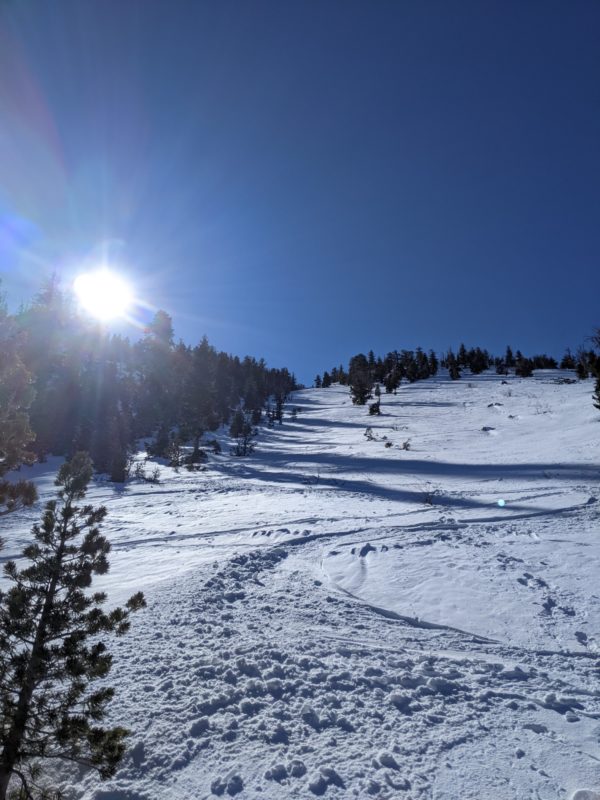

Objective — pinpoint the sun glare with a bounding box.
[73,269,133,321]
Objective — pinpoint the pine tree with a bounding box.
[576,360,588,380]
[428,350,439,376]
[560,349,576,370]
[229,409,255,456]
[348,354,373,405]
[321,371,332,388]
[314,374,322,388]
[447,351,461,380]
[593,376,600,412]
[515,356,534,377]
[505,346,515,368]
[0,453,145,799]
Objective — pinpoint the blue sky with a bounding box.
[1,0,598,383]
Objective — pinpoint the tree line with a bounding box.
[0,277,297,514]
[314,341,599,406]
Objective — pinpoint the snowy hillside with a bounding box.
[2,372,599,800]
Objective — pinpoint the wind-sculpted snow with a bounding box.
[2,372,599,798]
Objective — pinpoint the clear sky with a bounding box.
[1,0,598,383]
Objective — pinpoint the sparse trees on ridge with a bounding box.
[319,341,580,394]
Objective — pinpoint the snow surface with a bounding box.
[2,371,600,799]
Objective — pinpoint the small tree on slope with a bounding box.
[593,375,600,413]
[0,453,145,799]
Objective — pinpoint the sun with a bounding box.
[73,269,133,321]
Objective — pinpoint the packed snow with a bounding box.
[2,371,599,799]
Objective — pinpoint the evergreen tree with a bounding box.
[0,453,145,799]
[505,346,515,368]
[560,349,576,369]
[367,350,376,375]
[576,360,588,380]
[314,374,322,388]
[274,393,285,425]
[469,347,488,374]
[447,351,461,380]
[428,350,439,376]
[515,356,534,377]
[348,354,373,405]
[593,376,600,412]
[321,371,332,388]
[229,409,255,456]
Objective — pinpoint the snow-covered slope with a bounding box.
[2,372,600,800]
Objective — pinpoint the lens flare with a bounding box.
[74,269,133,321]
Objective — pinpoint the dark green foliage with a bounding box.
[348,354,373,405]
[446,351,461,380]
[515,356,534,377]
[0,453,145,799]
[368,401,380,415]
[314,374,322,388]
[321,371,332,388]
[576,360,588,380]
[272,393,286,425]
[468,347,488,374]
[229,409,255,456]
[593,376,600,412]
[322,342,565,396]
[0,481,37,521]
[428,350,439,376]
[530,354,557,369]
[3,280,295,481]
[560,349,576,369]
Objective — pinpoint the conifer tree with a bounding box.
[447,351,461,380]
[0,453,145,799]
[515,355,534,377]
[593,376,600,412]
[505,346,515,368]
[560,349,576,370]
[576,360,588,380]
[348,354,373,405]
[428,350,439,376]
[229,409,255,456]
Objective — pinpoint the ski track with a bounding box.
[2,372,599,799]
